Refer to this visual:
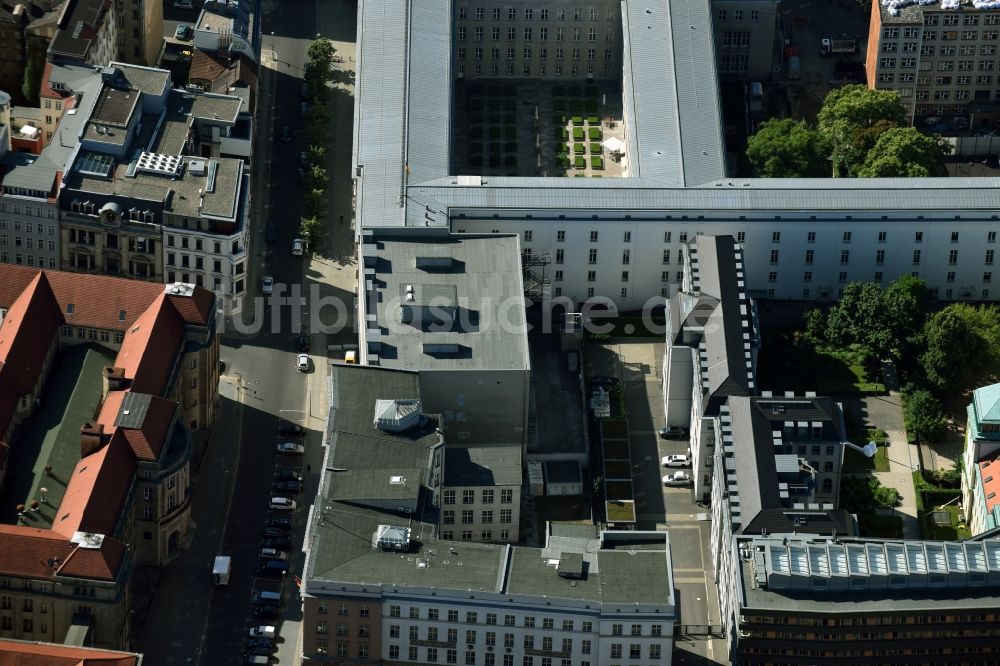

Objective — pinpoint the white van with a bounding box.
[248,625,277,639]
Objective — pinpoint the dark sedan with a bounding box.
[262,536,292,550]
[272,480,303,494]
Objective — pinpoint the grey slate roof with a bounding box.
[364,231,529,371]
[444,445,522,487]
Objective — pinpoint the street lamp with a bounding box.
[843,440,878,458]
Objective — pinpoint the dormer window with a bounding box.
[71,200,81,213]
[83,201,94,215]
[143,210,154,223]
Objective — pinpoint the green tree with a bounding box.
[299,216,325,247]
[303,188,327,220]
[745,119,830,177]
[307,144,327,166]
[903,389,947,444]
[804,308,826,342]
[857,127,949,177]
[872,483,900,509]
[306,164,327,190]
[817,85,904,175]
[920,304,1000,392]
[825,282,892,360]
[21,57,41,105]
[883,275,929,363]
[306,38,337,78]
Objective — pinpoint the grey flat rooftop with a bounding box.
[1,153,58,195]
[366,233,529,371]
[89,87,140,126]
[188,93,243,125]
[107,63,171,97]
[63,155,244,222]
[544,461,583,484]
[443,445,522,487]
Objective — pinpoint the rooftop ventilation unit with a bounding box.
[556,552,585,579]
[135,152,182,177]
[374,525,411,552]
[416,256,454,271]
[373,399,422,432]
[188,159,207,176]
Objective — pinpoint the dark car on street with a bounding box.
[246,638,275,650]
[272,480,303,494]
[277,420,305,437]
[245,646,273,657]
[273,468,303,482]
[262,536,292,550]
[256,560,289,577]
[265,516,292,529]
[262,527,286,538]
[591,375,619,386]
[253,605,279,618]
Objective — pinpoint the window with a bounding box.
[987,250,995,265]
[913,250,921,265]
[772,231,781,243]
[770,249,779,264]
[611,644,622,659]
[501,489,513,503]
[989,231,996,243]
[589,230,598,242]
[500,509,512,523]
[622,249,630,264]
[804,272,813,283]
[768,272,777,283]
[443,511,455,524]
[556,230,565,241]
[554,270,563,281]
[840,250,850,264]
[662,249,670,264]
[555,249,564,264]
[621,271,629,282]
[461,510,474,524]
[588,249,597,264]
[949,249,958,265]
[443,490,455,504]
[915,231,923,243]
[463,489,475,504]
[482,510,493,523]
[586,270,596,282]
[612,623,623,636]
[664,231,672,242]
[805,249,814,264]
[876,250,885,265]
[839,272,848,283]
[650,644,662,659]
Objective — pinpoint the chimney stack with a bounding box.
[79,422,107,457]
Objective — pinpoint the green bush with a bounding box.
[574,173,586,177]
[931,466,962,488]
[587,115,600,125]
[574,143,586,154]
[557,155,570,168]
[574,156,586,169]
[559,127,569,141]
[572,116,584,126]
[572,127,585,141]
[588,126,602,141]
[591,156,605,170]
[589,142,602,154]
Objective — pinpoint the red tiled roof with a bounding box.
[980,455,1000,513]
[115,294,183,395]
[0,525,76,580]
[0,266,216,331]
[97,391,177,461]
[51,433,135,539]
[189,49,230,83]
[56,535,126,582]
[167,287,214,327]
[0,638,140,665]
[0,273,61,396]
[38,62,73,102]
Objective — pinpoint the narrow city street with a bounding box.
[135,0,358,662]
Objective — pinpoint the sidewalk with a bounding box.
[870,392,921,540]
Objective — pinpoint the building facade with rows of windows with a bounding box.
[866,0,1000,125]
[441,445,523,543]
[712,0,778,80]
[452,1,624,80]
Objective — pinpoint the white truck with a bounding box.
[212,555,231,586]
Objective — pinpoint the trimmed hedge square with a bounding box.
[587,115,600,125]
[574,156,586,169]
[572,115,584,126]
[589,142,602,153]
[574,173,586,177]
[588,126,602,141]
[560,127,569,141]
[574,143,586,154]
[572,127,585,141]
[591,156,605,170]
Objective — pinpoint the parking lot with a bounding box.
[585,339,727,663]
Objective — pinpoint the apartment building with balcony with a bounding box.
[728,535,1000,664]
[963,382,1000,536]
[866,0,1000,127]
[0,266,218,648]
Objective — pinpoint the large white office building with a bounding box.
[351,0,1000,312]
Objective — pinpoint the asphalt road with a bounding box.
[135,0,358,662]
